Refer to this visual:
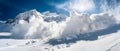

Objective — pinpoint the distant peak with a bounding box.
[29,9,38,14]
[30,9,37,12]
[14,9,43,23]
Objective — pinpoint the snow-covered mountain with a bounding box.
[9,9,117,39]
[0,9,120,51]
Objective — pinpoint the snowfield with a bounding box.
[0,30,120,51]
[55,31,120,51]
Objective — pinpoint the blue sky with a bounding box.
[0,0,69,20]
[0,0,119,20]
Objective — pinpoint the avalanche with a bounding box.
[10,9,117,40]
[0,9,120,51]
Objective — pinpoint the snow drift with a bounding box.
[10,9,117,39]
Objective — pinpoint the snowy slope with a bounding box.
[108,42,120,51]
[54,31,120,51]
[0,30,120,51]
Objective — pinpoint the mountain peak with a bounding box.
[15,9,43,23]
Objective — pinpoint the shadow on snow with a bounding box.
[47,24,120,45]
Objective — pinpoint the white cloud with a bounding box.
[56,0,95,12]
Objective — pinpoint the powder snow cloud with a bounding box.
[10,9,117,39]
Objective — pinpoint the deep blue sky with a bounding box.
[0,0,119,20]
[0,0,69,20]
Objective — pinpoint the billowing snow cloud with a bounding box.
[61,11,116,38]
[100,0,120,23]
[10,9,117,39]
[11,10,66,39]
[56,0,95,12]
